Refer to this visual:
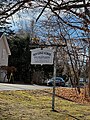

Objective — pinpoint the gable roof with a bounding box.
[0,32,11,55]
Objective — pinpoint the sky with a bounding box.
[2,1,89,42]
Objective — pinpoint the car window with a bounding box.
[56,78,64,81]
[56,79,61,81]
[51,77,64,81]
[50,77,64,82]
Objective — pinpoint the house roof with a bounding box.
[0,32,11,55]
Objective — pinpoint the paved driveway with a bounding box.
[0,83,52,91]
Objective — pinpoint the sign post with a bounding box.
[52,46,57,111]
[31,47,57,111]
[88,41,90,96]
[30,43,66,111]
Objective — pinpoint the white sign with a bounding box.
[31,48,54,65]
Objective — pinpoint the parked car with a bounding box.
[79,78,88,87]
[47,77,65,87]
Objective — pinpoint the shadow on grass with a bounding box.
[67,114,80,120]
[43,90,75,102]
[50,109,80,120]
[43,90,81,120]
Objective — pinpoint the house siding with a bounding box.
[0,33,11,82]
[0,37,9,66]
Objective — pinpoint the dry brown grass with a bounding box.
[0,88,90,120]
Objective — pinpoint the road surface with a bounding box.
[0,83,52,91]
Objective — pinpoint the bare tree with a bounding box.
[1,0,90,95]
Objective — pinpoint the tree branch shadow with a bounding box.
[43,90,76,102]
[42,90,81,120]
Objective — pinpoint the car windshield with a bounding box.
[51,77,64,81]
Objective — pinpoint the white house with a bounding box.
[0,32,11,82]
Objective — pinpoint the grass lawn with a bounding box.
[0,89,90,120]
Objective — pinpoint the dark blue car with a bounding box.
[47,77,65,87]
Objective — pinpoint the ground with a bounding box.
[55,87,90,105]
[0,87,90,120]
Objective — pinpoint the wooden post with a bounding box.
[88,41,90,97]
[52,46,57,111]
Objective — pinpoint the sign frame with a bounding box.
[31,48,54,65]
